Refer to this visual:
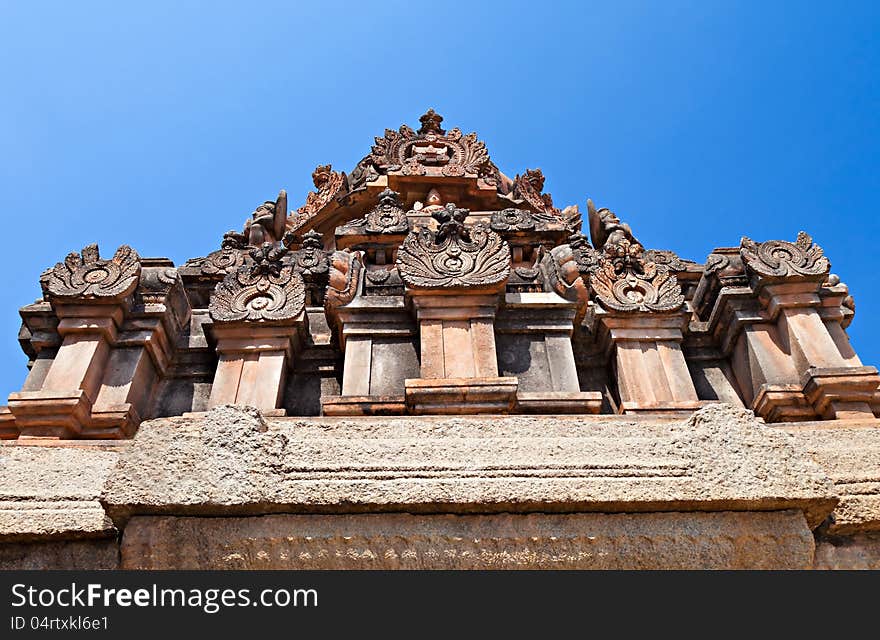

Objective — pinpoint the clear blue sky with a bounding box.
[1,1,878,400]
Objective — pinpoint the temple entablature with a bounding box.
[3,109,877,437]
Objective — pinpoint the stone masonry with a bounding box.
[2,110,879,569]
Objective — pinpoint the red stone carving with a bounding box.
[397,204,510,290]
[209,244,305,322]
[40,244,141,300]
[741,231,830,279]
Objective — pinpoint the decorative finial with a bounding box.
[418,109,445,135]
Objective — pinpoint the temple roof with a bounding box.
[284,109,582,241]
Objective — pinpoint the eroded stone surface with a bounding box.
[814,532,880,570]
[0,539,118,570]
[121,511,814,570]
[102,404,836,528]
[783,423,880,534]
[0,444,118,541]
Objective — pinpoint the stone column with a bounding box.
[588,244,700,414]
[207,244,308,414]
[739,233,878,421]
[397,204,517,414]
[8,244,141,438]
[88,260,190,437]
[496,292,602,413]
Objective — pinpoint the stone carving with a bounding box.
[286,230,329,278]
[294,164,347,221]
[588,199,640,254]
[336,190,409,235]
[741,231,830,279]
[507,170,581,232]
[643,249,691,272]
[488,208,559,232]
[137,267,180,305]
[397,203,510,289]
[41,244,141,299]
[367,110,496,182]
[245,190,287,245]
[365,189,409,233]
[325,249,364,315]
[512,169,554,213]
[209,244,305,323]
[591,260,684,313]
[181,231,249,278]
[539,234,596,321]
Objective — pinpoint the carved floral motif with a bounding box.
[367,110,496,182]
[590,260,684,313]
[489,208,559,232]
[41,244,141,299]
[740,231,830,279]
[209,244,305,322]
[397,203,510,289]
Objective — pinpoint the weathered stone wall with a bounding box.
[1,404,879,569]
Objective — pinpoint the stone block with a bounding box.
[101,404,836,529]
[120,511,814,570]
[0,443,119,541]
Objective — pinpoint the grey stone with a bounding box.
[120,510,814,570]
[0,444,119,541]
[101,404,837,528]
[783,422,880,534]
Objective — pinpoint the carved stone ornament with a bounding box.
[209,244,305,323]
[590,260,685,313]
[740,231,830,279]
[368,110,497,182]
[287,230,329,278]
[366,189,409,233]
[295,164,347,220]
[489,208,555,232]
[340,189,410,235]
[397,203,510,290]
[643,249,691,272]
[539,234,595,321]
[186,231,248,277]
[325,249,364,314]
[137,267,180,305]
[41,243,141,299]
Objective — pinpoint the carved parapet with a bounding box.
[10,247,190,438]
[701,233,876,422]
[396,204,514,413]
[206,244,308,413]
[179,230,248,307]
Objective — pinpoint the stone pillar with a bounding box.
[740,233,879,421]
[496,292,602,413]
[88,260,189,437]
[598,311,701,413]
[586,237,701,414]
[207,244,308,414]
[397,204,517,414]
[8,244,141,438]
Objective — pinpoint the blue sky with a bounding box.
[1,1,878,399]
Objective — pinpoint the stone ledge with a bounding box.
[120,511,815,570]
[0,445,119,541]
[783,424,880,534]
[101,404,837,528]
